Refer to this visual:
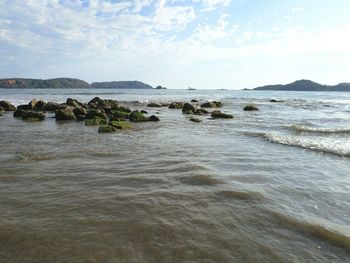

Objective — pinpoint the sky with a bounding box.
[0,0,350,89]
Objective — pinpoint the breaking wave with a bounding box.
[289,124,350,134]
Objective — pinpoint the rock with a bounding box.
[147,102,162,108]
[66,98,83,107]
[169,102,183,109]
[182,103,196,114]
[110,110,130,120]
[189,117,201,123]
[28,99,38,110]
[211,111,234,119]
[13,109,26,118]
[55,108,76,121]
[140,110,148,114]
[85,118,107,126]
[129,110,149,122]
[116,105,131,113]
[243,105,259,111]
[17,104,31,111]
[98,125,117,133]
[73,107,87,117]
[194,108,209,115]
[105,99,119,110]
[21,111,45,121]
[201,101,222,108]
[149,115,160,122]
[86,109,107,120]
[88,97,109,109]
[43,102,65,111]
[269,99,284,103]
[110,120,133,129]
[0,101,16,111]
[191,99,199,103]
[34,100,46,111]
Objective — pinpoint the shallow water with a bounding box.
[0,89,349,262]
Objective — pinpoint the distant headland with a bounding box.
[0,78,154,89]
[253,79,350,92]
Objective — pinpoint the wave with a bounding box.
[289,124,350,134]
[244,131,350,157]
[271,210,350,250]
[179,175,224,186]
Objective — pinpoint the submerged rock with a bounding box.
[43,102,65,111]
[270,99,284,103]
[129,110,149,122]
[85,118,107,126]
[182,102,196,114]
[147,102,162,108]
[189,117,201,123]
[149,115,160,122]
[110,120,132,129]
[21,111,45,121]
[243,105,259,111]
[0,101,16,111]
[211,111,234,119]
[201,101,222,108]
[191,99,199,103]
[98,125,117,133]
[169,102,183,109]
[86,109,107,120]
[55,108,76,121]
[13,109,26,118]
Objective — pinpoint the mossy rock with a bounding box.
[22,111,45,121]
[98,125,117,133]
[55,108,76,121]
[211,111,234,119]
[243,105,259,111]
[85,118,107,126]
[129,110,149,122]
[189,117,201,123]
[110,121,133,130]
[110,110,130,120]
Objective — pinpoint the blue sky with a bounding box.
[0,0,350,89]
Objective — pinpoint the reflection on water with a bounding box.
[0,89,349,262]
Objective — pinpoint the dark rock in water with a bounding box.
[34,100,46,111]
[194,108,209,115]
[43,102,65,111]
[182,102,196,114]
[21,111,45,121]
[169,102,183,109]
[243,105,259,111]
[88,97,116,110]
[0,101,16,111]
[191,99,199,103]
[269,99,284,103]
[201,101,222,108]
[149,115,160,122]
[17,104,31,111]
[98,125,117,133]
[189,117,201,123]
[85,118,107,126]
[13,109,26,118]
[75,115,86,121]
[86,109,107,120]
[110,110,129,120]
[147,102,162,108]
[110,120,132,129]
[28,99,38,110]
[66,98,83,107]
[73,107,87,117]
[129,110,149,122]
[55,108,76,121]
[105,99,119,110]
[211,111,234,119]
[117,105,131,113]
[140,110,148,114]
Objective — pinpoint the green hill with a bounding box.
[254,79,350,91]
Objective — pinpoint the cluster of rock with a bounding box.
[0,97,265,131]
[0,97,160,133]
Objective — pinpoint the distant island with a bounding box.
[155,85,167,90]
[254,79,350,92]
[0,78,153,89]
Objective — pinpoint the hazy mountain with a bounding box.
[254,79,350,91]
[91,81,153,89]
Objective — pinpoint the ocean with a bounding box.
[0,88,349,262]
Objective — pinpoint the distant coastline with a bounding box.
[253,79,350,92]
[0,78,153,89]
